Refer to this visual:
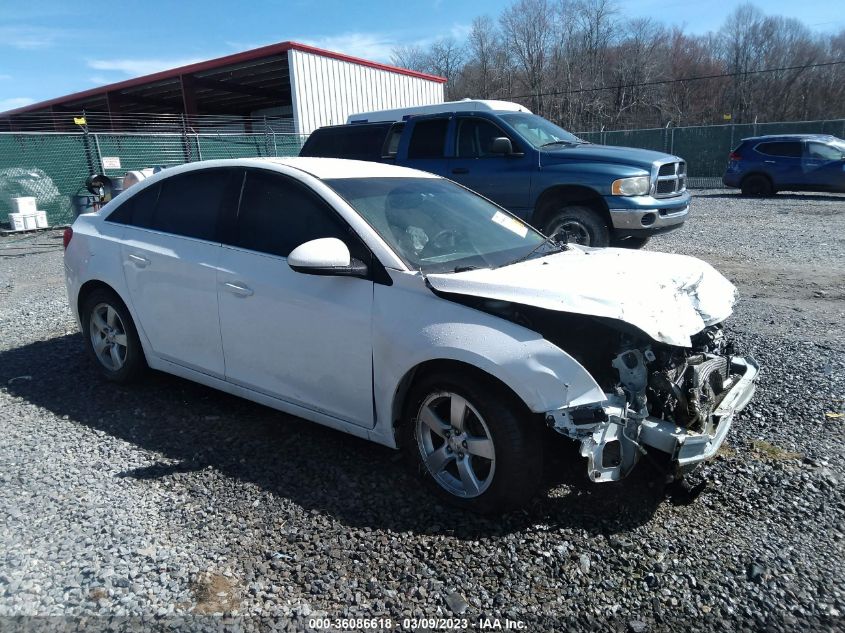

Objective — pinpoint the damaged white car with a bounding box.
[64,158,758,513]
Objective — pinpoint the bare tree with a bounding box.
[500,0,556,114]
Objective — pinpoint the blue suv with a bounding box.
[723,134,845,196]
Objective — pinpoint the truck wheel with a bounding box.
[543,206,610,247]
[740,174,774,197]
[610,236,650,249]
[403,370,543,514]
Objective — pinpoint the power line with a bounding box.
[508,59,845,100]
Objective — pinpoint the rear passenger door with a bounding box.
[754,141,803,189]
[111,168,240,378]
[399,117,451,176]
[216,169,375,427]
[448,116,533,214]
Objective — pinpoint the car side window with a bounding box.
[106,182,160,228]
[756,142,802,158]
[148,169,239,241]
[407,118,449,159]
[232,170,358,258]
[382,124,404,159]
[807,142,842,161]
[456,119,511,157]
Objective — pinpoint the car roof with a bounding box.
[139,157,440,181]
[741,134,837,142]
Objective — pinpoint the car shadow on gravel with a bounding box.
[694,191,845,202]
[1,334,667,538]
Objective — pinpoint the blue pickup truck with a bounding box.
[300,100,690,247]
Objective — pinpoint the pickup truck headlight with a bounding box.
[611,176,651,196]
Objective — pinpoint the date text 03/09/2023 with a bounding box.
[307,617,527,630]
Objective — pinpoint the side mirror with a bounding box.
[288,237,368,277]
[490,137,514,155]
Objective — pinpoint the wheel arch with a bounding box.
[532,184,611,229]
[390,358,535,448]
[77,279,130,319]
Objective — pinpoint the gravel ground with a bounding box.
[1,190,844,632]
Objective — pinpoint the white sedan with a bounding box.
[63,158,758,513]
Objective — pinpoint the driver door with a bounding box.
[447,116,533,216]
[803,141,845,192]
[216,169,375,428]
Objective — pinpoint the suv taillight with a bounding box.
[729,151,742,161]
[62,227,73,250]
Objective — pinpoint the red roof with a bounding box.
[2,41,447,116]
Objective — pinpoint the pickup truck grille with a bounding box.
[654,161,686,198]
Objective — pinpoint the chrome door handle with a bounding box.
[222,281,254,297]
[128,254,150,267]
[764,160,776,164]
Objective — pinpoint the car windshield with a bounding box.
[498,112,583,148]
[325,177,551,274]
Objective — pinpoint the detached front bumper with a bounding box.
[638,356,759,471]
[548,356,759,482]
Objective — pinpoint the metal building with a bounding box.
[0,41,446,135]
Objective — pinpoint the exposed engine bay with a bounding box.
[440,294,759,483]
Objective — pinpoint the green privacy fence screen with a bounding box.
[578,119,845,188]
[0,131,309,226]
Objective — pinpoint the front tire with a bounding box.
[81,288,146,383]
[543,205,610,247]
[403,371,543,514]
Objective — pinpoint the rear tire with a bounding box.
[81,288,146,383]
[543,205,610,247]
[402,370,543,514]
[740,174,774,197]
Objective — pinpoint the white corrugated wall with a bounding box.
[288,49,445,135]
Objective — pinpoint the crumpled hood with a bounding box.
[426,246,737,347]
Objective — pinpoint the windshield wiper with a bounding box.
[453,265,479,273]
[540,140,578,148]
[499,236,567,268]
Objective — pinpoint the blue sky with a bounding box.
[0,0,840,112]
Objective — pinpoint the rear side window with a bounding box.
[407,118,449,159]
[231,170,352,258]
[756,142,802,157]
[382,124,404,158]
[301,125,390,161]
[150,169,238,240]
[106,183,160,227]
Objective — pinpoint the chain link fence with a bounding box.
[578,119,845,188]
[0,131,308,227]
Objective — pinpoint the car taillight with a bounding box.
[62,227,73,250]
[729,151,742,161]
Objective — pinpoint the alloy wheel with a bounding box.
[89,303,129,371]
[547,218,591,246]
[415,391,496,498]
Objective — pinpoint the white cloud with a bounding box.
[0,97,35,112]
[0,26,63,50]
[88,75,110,85]
[87,57,205,77]
[300,33,397,62]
